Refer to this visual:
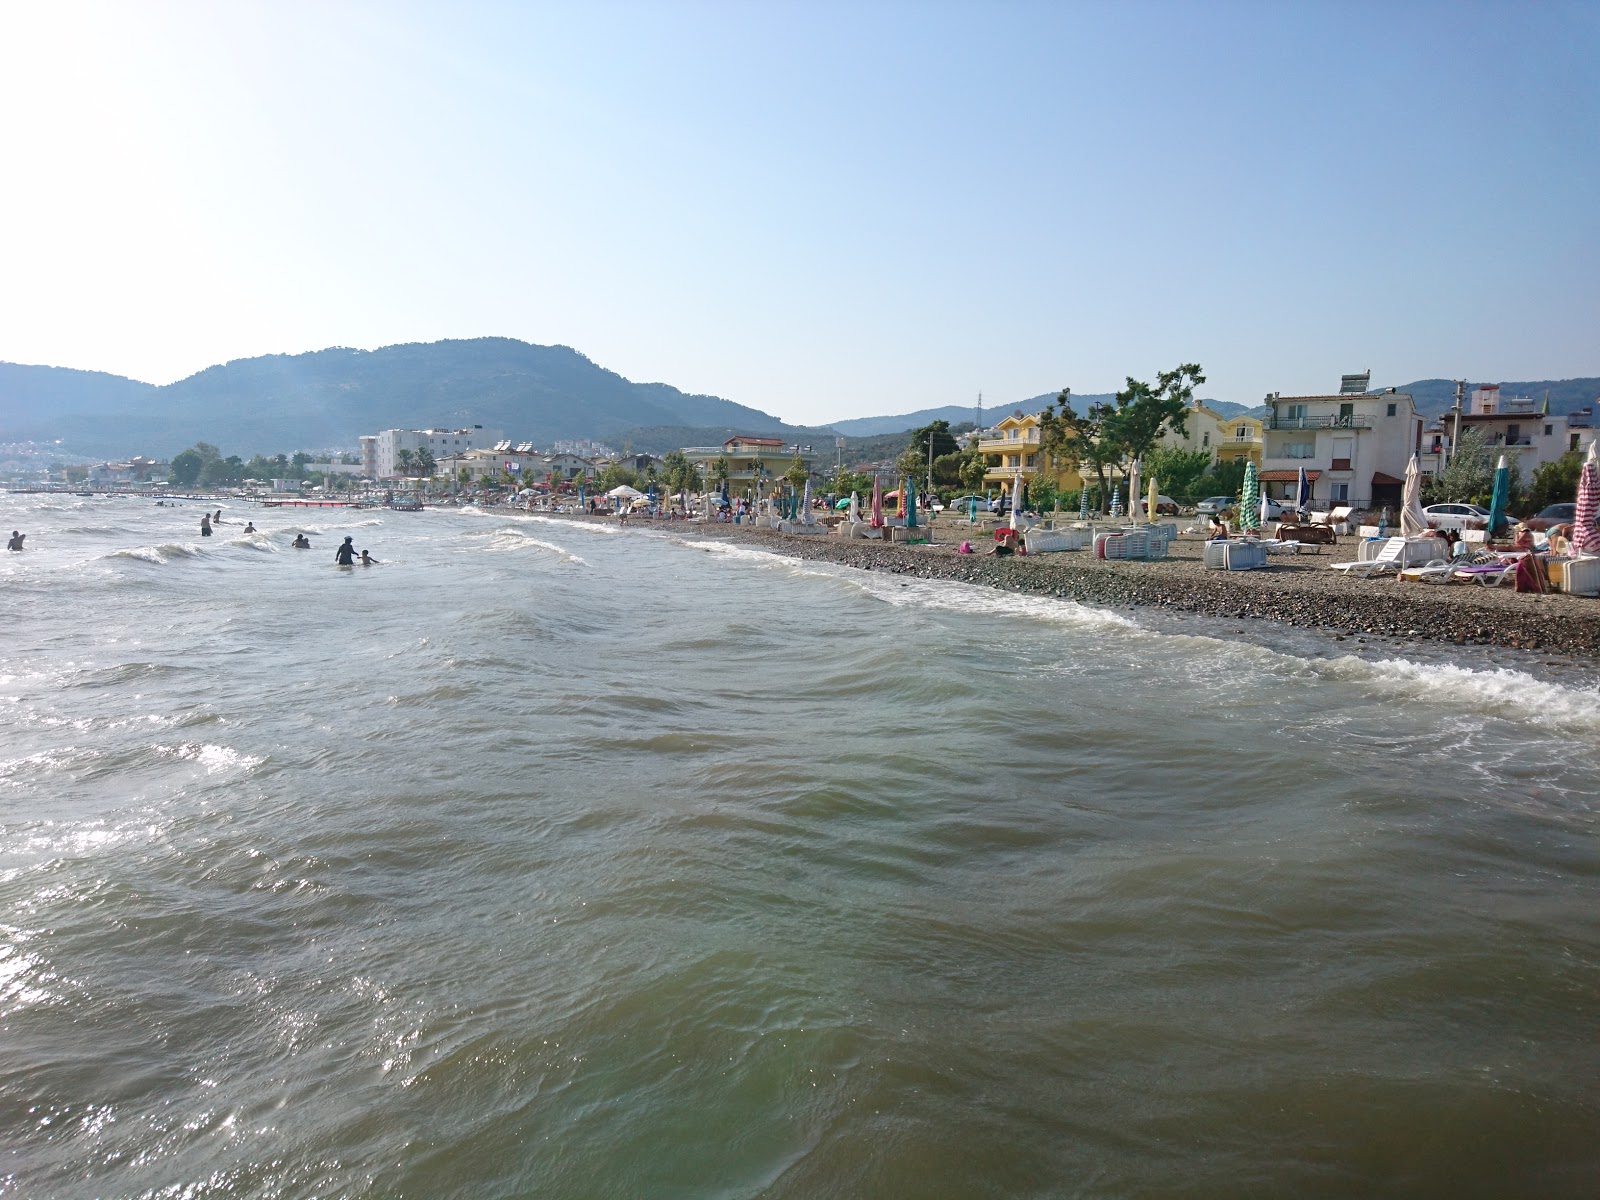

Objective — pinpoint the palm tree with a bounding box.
[396,448,415,477]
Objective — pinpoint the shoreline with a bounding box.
[546,511,1600,658]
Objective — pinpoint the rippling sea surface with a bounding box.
[3,494,1598,1198]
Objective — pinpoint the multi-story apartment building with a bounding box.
[1418,387,1599,477]
[1260,389,1422,510]
[682,436,814,489]
[369,426,505,478]
[977,412,1085,494]
[1160,401,1262,467]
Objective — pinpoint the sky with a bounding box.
[1,0,1596,425]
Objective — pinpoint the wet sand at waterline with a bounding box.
[4,494,1598,1197]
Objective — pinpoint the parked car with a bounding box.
[1195,496,1235,516]
[1423,502,1491,531]
[1522,502,1599,532]
[947,494,992,513]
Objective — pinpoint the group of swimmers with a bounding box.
[194,510,377,563]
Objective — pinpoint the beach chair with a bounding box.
[1329,537,1407,578]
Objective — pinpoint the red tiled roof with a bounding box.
[1259,470,1319,481]
[1371,471,1404,486]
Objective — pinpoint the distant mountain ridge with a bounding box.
[2,339,1594,460]
[0,338,834,458]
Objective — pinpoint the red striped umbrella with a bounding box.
[1573,442,1600,557]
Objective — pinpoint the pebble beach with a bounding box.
[646,514,1600,658]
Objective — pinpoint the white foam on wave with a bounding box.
[470,509,622,536]
[682,539,1137,631]
[465,526,589,564]
[1319,656,1600,734]
[154,742,265,774]
[106,542,206,564]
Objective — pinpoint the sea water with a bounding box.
[2,495,1598,1197]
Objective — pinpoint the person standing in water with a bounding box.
[7,531,23,551]
[200,514,212,537]
[243,521,256,534]
[334,536,357,565]
[291,534,311,548]
[359,550,378,565]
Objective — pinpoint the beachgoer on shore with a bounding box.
[335,536,356,565]
[7,530,24,551]
[1548,525,1572,556]
[1208,516,1229,540]
[200,514,212,537]
[1513,523,1535,553]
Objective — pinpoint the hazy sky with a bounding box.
[2,0,1595,424]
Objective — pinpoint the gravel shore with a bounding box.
[607,514,1600,657]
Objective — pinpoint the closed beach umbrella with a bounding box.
[802,478,813,524]
[1400,454,1428,538]
[1110,483,1122,518]
[1572,442,1600,557]
[1128,459,1143,522]
[849,490,861,522]
[1148,475,1159,524]
[1487,454,1510,540]
[906,477,918,529]
[1239,461,1260,531]
[871,477,884,527]
[969,496,977,522]
[1079,485,1088,519]
[1009,472,1022,532]
[1295,465,1311,514]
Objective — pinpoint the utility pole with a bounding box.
[927,431,935,509]
[1447,379,1466,469]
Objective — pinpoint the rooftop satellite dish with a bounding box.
[1340,371,1371,395]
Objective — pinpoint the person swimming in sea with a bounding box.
[200,514,212,537]
[243,521,257,534]
[359,550,378,565]
[291,534,311,548]
[334,536,356,565]
[7,530,24,551]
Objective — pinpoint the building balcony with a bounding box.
[977,434,1040,453]
[1267,415,1372,430]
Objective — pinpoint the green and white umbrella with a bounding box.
[1239,461,1261,532]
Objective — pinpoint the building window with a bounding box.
[1202,432,1210,447]
[1545,424,1554,436]
[1024,454,1034,468]
[1235,426,1248,440]
[1386,403,1397,417]
[1284,442,1315,459]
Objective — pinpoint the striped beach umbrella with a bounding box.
[1110,483,1122,518]
[1239,460,1261,531]
[1079,485,1089,519]
[1572,442,1600,557]
[801,478,813,524]
[1487,454,1510,540]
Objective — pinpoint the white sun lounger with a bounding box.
[1330,537,1408,578]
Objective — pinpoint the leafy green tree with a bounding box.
[958,449,988,492]
[1040,389,1121,513]
[1425,426,1495,506]
[169,449,204,486]
[1527,451,1582,512]
[1197,457,1247,500]
[784,455,809,488]
[931,450,968,487]
[290,451,312,478]
[597,464,638,491]
[1142,446,1213,503]
[895,446,925,479]
[1107,364,1201,466]
[711,456,731,490]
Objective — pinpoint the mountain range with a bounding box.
[1,337,1595,460]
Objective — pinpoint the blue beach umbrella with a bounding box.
[1079,486,1088,519]
[1295,465,1311,514]
[906,477,918,529]
[1487,454,1510,540]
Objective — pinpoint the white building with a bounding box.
[370,426,505,479]
[1418,387,1598,478]
[1260,388,1422,510]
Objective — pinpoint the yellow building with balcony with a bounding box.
[1160,402,1263,466]
[978,413,1084,494]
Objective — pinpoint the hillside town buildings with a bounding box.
[682,436,814,487]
